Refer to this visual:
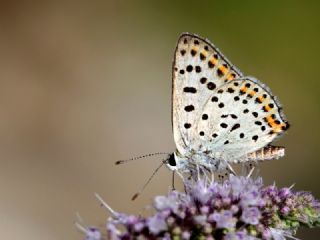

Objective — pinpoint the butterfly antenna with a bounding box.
[115,152,170,165]
[131,160,166,201]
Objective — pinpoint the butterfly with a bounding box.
[117,33,290,199]
[166,33,289,178]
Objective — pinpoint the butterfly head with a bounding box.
[165,151,188,172]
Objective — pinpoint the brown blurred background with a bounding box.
[0,1,319,239]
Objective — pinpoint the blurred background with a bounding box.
[0,1,319,239]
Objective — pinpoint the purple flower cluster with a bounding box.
[82,176,320,240]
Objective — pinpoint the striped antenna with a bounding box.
[115,152,170,165]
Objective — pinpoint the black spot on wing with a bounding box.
[208,61,215,68]
[200,53,206,60]
[217,68,223,77]
[207,82,216,90]
[180,49,186,56]
[202,114,208,120]
[211,96,218,102]
[252,112,258,118]
[184,105,195,112]
[183,87,197,93]
[252,135,259,141]
[218,103,224,108]
[186,65,193,72]
[230,123,240,132]
[227,88,235,93]
[220,123,228,128]
[217,89,224,94]
[200,77,207,84]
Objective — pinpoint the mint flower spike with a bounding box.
[75,213,102,240]
[100,175,320,240]
[94,193,119,217]
[76,193,122,240]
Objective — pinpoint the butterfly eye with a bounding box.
[168,154,176,166]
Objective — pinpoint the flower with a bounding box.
[224,230,257,240]
[241,206,261,225]
[85,227,101,240]
[210,210,236,229]
[81,176,320,239]
[147,213,168,234]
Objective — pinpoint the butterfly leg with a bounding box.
[200,165,211,185]
[196,163,201,182]
[209,167,215,184]
[181,171,194,194]
[241,161,258,178]
[226,163,237,176]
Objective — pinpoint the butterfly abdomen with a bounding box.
[247,146,285,161]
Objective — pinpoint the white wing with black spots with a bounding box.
[172,33,242,156]
[193,77,289,162]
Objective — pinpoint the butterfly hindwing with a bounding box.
[172,33,243,156]
[193,77,289,162]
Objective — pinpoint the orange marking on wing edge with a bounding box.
[219,65,228,74]
[264,104,272,112]
[192,46,199,51]
[273,124,285,133]
[258,96,265,103]
[201,51,208,57]
[226,74,235,81]
[266,116,283,133]
[277,124,287,132]
[249,90,256,97]
[240,87,248,93]
[209,58,218,65]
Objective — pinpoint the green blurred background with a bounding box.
[0,1,319,239]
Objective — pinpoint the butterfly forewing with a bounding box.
[172,33,243,156]
[194,77,289,161]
